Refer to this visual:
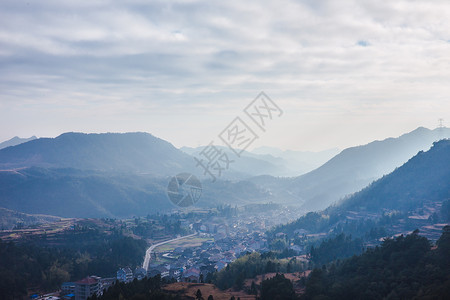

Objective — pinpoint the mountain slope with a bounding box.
[0,207,61,230]
[339,138,450,212]
[0,136,37,150]
[289,127,450,211]
[271,139,450,240]
[0,168,171,218]
[0,167,273,218]
[0,132,193,175]
[181,145,287,177]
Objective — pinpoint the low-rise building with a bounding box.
[61,282,75,295]
[134,267,147,280]
[74,277,100,300]
[117,267,133,283]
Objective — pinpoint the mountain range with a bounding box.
[0,127,448,218]
[0,132,193,176]
[0,136,37,150]
[272,138,450,240]
[251,127,450,211]
[182,145,339,177]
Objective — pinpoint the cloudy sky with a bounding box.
[1,0,449,151]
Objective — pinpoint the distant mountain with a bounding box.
[0,132,193,175]
[339,138,450,212]
[181,145,287,177]
[0,167,272,218]
[252,146,340,175]
[288,127,450,211]
[0,168,171,218]
[271,139,450,240]
[0,132,278,218]
[181,145,339,177]
[0,136,37,150]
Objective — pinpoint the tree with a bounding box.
[196,289,203,300]
[261,273,296,300]
[250,281,258,295]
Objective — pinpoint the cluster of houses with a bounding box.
[145,226,270,283]
[59,276,114,300]
[55,210,301,300]
[58,267,149,300]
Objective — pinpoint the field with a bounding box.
[163,282,256,300]
[154,236,213,252]
[0,218,75,241]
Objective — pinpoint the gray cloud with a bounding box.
[1,0,450,150]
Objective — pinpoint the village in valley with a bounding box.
[2,200,448,300]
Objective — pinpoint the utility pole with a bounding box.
[437,118,445,141]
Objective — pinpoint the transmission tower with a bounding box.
[437,118,445,141]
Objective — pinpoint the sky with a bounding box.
[0,0,449,151]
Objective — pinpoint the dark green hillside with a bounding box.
[340,139,450,212]
[302,227,450,300]
[271,139,450,241]
[290,127,450,211]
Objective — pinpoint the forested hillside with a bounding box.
[302,227,450,299]
[0,231,147,299]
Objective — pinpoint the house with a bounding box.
[294,229,308,236]
[289,244,303,253]
[275,232,286,238]
[74,276,100,300]
[99,278,116,293]
[134,267,147,280]
[182,267,201,282]
[215,261,227,271]
[61,282,75,295]
[147,269,161,277]
[117,267,133,283]
[161,271,170,278]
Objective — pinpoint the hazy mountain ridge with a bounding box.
[0,167,171,218]
[181,145,286,177]
[338,138,450,212]
[0,136,37,150]
[0,128,448,218]
[252,146,340,175]
[0,167,273,218]
[290,127,450,210]
[182,145,340,177]
[0,132,193,175]
[272,139,450,239]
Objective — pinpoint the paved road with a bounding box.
[142,232,197,271]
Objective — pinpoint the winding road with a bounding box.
[142,232,198,271]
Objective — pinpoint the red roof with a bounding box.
[76,277,98,285]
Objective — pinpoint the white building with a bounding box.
[117,267,133,283]
[75,277,100,300]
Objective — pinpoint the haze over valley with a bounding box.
[1,0,450,299]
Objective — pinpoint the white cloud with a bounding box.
[0,0,450,150]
